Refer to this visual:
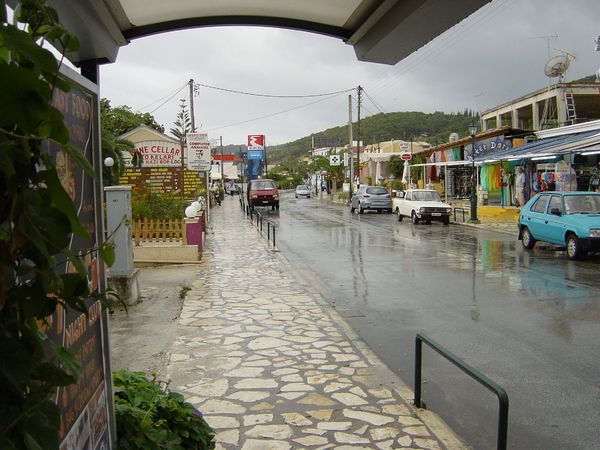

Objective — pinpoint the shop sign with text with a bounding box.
[124,140,182,167]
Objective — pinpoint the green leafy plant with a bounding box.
[113,370,215,450]
[0,2,115,447]
[131,185,189,220]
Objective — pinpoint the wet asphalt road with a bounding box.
[255,191,600,450]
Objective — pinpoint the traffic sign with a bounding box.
[330,154,340,166]
[400,142,410,151]
[401,153,412,160]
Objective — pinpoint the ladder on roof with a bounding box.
[565,92,577,125]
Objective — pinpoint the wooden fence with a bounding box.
[132,218,186,246]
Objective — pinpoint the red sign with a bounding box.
[248,134,265,150]
[401,153,412,160]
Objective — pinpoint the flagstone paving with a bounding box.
[166,198,466,449]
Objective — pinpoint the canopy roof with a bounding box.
[47,0,490,65]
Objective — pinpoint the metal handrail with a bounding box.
[240,198,277,248]
[414,333,509,450]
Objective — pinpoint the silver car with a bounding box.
[350,186,392,214]
[295,184,311,198]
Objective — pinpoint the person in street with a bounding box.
[212,184,221,206]
[516,166,526,207]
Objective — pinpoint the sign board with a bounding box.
[400,142,410,151]
[247,150,264,160]
[312,135,341,149]
[401,153,412,160]
[47,66,114,449]
[124,140,182,167]
[186,132,211,171]
[330,154,341,166]
[248,134,265,150]
[343,152,349,166]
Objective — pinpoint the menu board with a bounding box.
[45,67,114,449]
[119,167,207,199]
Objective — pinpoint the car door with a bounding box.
[524,194,551,241]
[399,191,412,216]
[544,195,567,245]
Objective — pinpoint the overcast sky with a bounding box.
[99,0,600,147]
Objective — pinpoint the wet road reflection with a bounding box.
[264,192,600,450]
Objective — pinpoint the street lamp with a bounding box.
[468,123,479,223]
[103,156,114,186]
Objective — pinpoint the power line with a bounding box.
[204,91,350,132]
[138,82,188,112]
[195,82,355,98]
[147,84,188,114]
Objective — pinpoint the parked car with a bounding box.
[247,178,280,210]
[393,189,452,224]
[350,185,392,214]
[295,184,311,198]
[518,191,600,260]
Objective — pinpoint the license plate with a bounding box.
[432,213,441,216]
[261,200,269,204]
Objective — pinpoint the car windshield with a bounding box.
[412,191,441,201]
[563,194,600,214]
[252,181,276,190]
[296,185,308,190]
[366,187,388,195]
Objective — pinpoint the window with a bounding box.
[413,191,441,201]
[548,195,561,214]
[252,181,276,190]
[366,187,388,195]
[405,192,412,201]
[531,195,549,213]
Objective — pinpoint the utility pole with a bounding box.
[263,135,268,177]
[348,94,353,203]
[220,136,224,185]
[357,86,362,185]
[189,79,196,132]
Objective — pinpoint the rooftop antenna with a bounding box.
[540,48,577,128]
[528,34,558,57]
[543,48,576,81]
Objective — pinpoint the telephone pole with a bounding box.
[348,94,353,202]
[189,79,196,132]
[357,86,362,184]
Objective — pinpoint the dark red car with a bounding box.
[247,178,280,210]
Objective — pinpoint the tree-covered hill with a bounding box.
[268,110,479,165]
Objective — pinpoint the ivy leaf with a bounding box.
[49,342,81,379]
[0,25,59,75]
[98,243,115,267]
[44,166,88,238]
[0,64,50,133]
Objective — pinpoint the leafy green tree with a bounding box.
[101,130,135,185]
[100,98,164,136]
[170,98,192,148]
[387,155,404,178]
[0,2,114,447]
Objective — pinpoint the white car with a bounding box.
[393,189,452,225]
[295,184,311,198]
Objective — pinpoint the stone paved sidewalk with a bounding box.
[166,198,467,449]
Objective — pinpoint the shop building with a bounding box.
[481,82,600,131]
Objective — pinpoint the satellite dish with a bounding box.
[544,55,570,78]
[449,132,459,143]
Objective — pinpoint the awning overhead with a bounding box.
[45,0,491,65]
[475,130,600,162]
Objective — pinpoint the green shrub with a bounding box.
[131,186,189,220]
[113,370,215,449]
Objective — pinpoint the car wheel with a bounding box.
[358,203,364,214]
[411,211,419,224]
[271,205,275,210]
[397,212,403,222]
[295,195,298,198]
[566,234,584,260]
[443,216,450,225]
[350,205,355,213]
[521,227,536,249]
[425,219,432,225]
[377,209,382,214]
[275,203,280,210]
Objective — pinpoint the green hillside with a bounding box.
[268,110,478,165]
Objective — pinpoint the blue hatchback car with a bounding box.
[518,191,600,259]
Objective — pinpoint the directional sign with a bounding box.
[400,142,410,151]
[330,154,340,166]
[343,152,349,166]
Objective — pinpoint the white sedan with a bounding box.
[393,189,452,225]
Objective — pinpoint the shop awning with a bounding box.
[45,0,491,66]
[475,129,600,162]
